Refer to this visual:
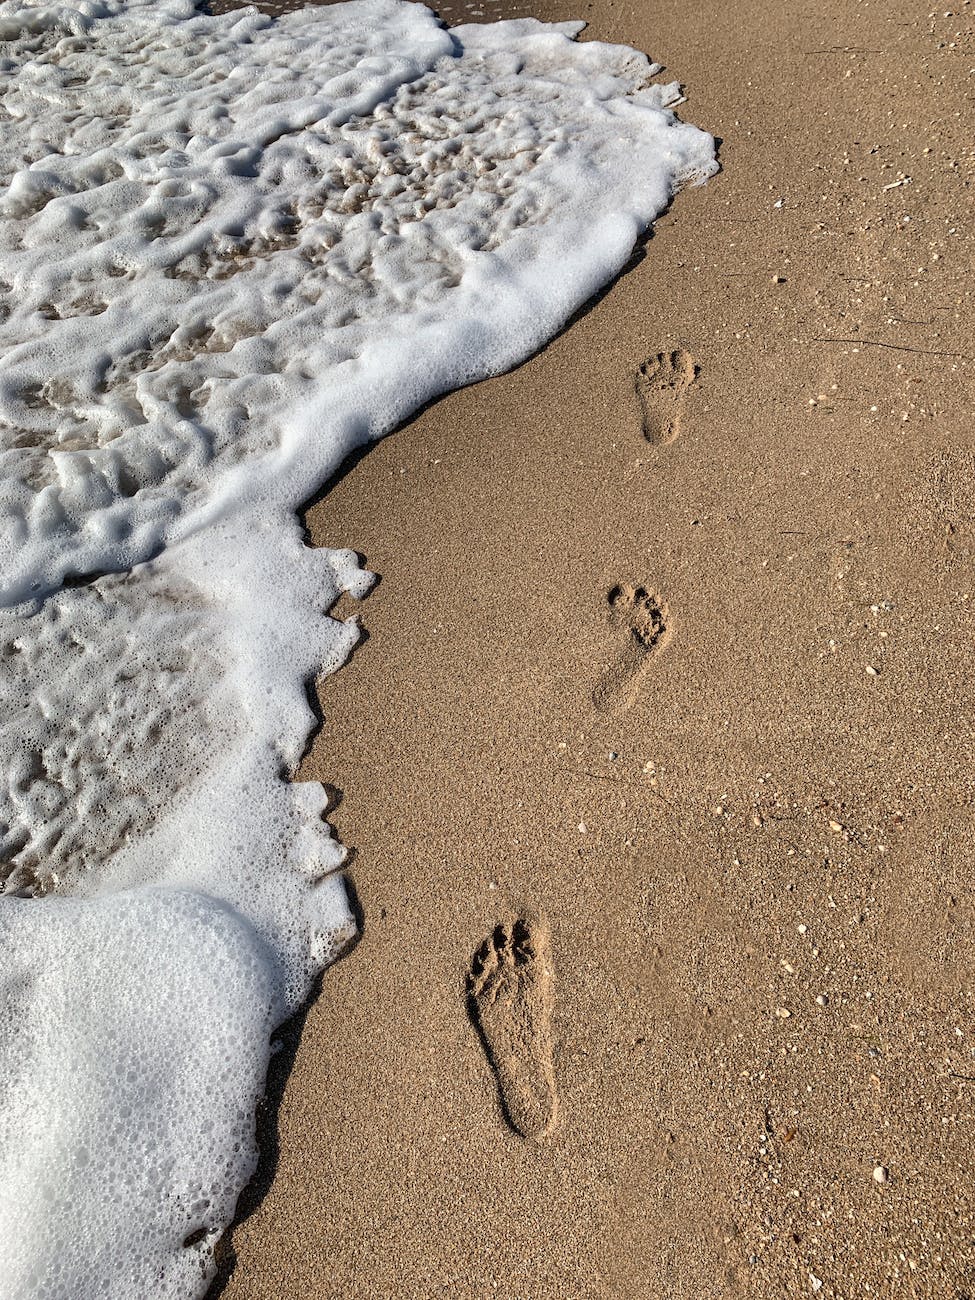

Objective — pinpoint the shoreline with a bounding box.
[221,0,975,1294]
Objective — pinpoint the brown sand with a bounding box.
[219,0,975,1295]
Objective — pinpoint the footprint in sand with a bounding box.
[468,917,558,1140]
[592,583,669,712]
[634,348,697,446]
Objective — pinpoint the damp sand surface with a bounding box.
[220,0,975,1295]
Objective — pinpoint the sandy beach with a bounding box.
[215,0,975,1295]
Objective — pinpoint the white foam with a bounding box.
[0,888,282,1296]
[0,0,715,1293]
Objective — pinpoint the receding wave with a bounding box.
[0,0,715,1293]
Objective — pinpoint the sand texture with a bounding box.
[216,0,975,1294]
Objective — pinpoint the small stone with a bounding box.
[774,1006,792,1019]
[772,273,786,284]
[816,994,828,1006]
[873,1165,888,1184]
[797,924,808,935]
[865,664,879,676]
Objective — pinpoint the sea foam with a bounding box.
[0,0,715,1293]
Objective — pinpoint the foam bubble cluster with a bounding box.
[0,889,282,1297]
[0,0,714,1293]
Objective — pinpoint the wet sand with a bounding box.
[220,0,975,1294]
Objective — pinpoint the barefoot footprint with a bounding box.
[635,348,697,445]
[592,583,669,712]
[468,917,558,1139]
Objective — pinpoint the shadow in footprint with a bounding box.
[467,917,558,1140]
[592,583,669,712]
